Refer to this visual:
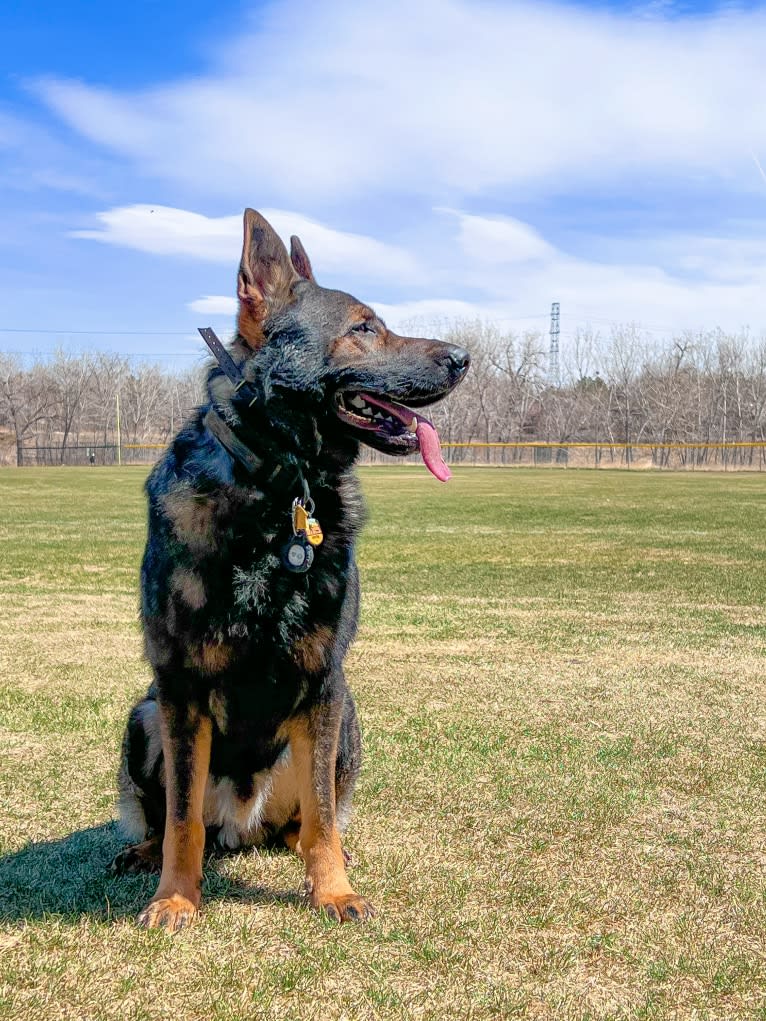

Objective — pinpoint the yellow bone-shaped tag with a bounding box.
[305,518,324,546]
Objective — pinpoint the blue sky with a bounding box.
[1,0,765,366]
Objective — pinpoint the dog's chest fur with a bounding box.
[140,424,365,780]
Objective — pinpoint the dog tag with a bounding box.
[285,494,321,571]
[305,518,324,546]
[281,534,314,573]
[293,501,309,534]
[292,496,323,548]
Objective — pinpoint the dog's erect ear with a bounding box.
[290,235,315,283]
[237,209,297,346]
[237,208,295,303]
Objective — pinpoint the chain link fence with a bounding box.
[14,440,766,470]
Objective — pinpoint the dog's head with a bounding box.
[233,209,470,481]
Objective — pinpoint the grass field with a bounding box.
[1,466,766,1021]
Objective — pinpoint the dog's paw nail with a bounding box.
[324,903,342,923]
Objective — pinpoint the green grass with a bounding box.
[1,466,766,1020]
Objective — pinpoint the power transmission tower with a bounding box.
[549,302,560,387]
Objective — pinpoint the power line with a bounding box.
[0,349,205,358]
[0,328,195,336]
[562,312,715,333]
[1,312,734,349]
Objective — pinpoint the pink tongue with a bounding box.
[361,393,452,482]
[414,415,451,483]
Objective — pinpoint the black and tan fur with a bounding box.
[113,209,469,930]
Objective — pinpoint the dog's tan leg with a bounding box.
[137,703,211,932]
[287,713,374,922]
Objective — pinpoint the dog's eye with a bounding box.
[351,322,375,335]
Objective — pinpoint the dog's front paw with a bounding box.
[316,892,376,923]
[111,839,162,875]
[137,894,198,932]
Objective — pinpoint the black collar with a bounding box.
[204,406,306,493]
[203,408,263,475]
[199,327,305,489]
[198,326,259,407]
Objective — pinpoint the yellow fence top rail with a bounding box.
[124,440,766,450]
[444,441,766,450]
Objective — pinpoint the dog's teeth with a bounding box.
[350,396,366,410]
[373,411,384,420]
[411,417,418,431]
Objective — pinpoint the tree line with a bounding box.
[1,324,765,467]
[0,352,198,464]
[431,322,766,467]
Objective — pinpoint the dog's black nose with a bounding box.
[447,346,471,374]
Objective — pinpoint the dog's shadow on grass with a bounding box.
[0,823,303,924]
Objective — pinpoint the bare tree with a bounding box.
[0,355,55,464]
[47,351,94,460]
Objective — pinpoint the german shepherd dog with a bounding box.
[113,209,470,931]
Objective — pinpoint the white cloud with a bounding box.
[374,211,766,337]
[43,0,766,338]
[34,0,766,203]
[189,230,766,339]
[188,295,237,316]
[443,209,557,264]
[162,202,766,336]
[73,205,239,260]
[72,204,422,282]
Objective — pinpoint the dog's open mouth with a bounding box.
[335,392,451,482]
